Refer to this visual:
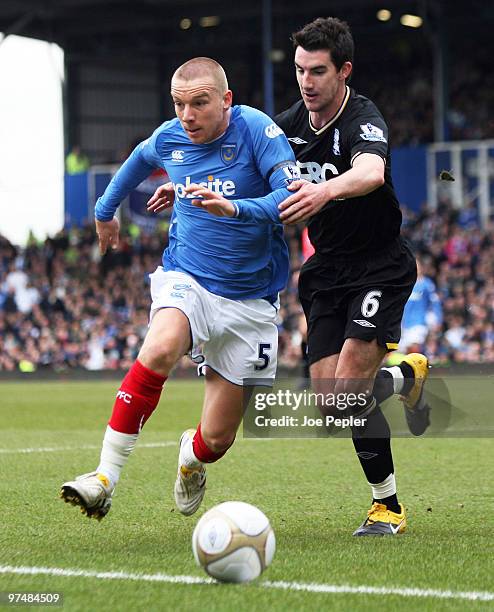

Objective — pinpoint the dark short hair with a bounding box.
[292,17,354,71]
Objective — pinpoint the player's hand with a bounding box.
[278,180,330,225]
[95,217,120,255]
[185,184,236,218]
[147,182,175,213]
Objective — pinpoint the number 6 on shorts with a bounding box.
[361,290,382,318]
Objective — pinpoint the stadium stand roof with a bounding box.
[1,0,492,59]
[1,0,492,162]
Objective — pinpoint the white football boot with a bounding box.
[174,429,206,516]
[60,471,113,521]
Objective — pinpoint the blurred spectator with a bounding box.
[65,145,90,175]
[301,227,315,261]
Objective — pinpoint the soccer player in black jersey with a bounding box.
[277,17,431,536]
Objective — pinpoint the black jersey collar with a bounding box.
[308,86,350,135]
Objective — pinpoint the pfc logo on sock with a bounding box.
[116,390,133,404]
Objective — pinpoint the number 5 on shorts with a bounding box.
[255,343,272,371]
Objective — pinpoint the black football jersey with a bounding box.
[275,87,402,260]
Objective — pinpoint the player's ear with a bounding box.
[223,90,233,110]
[339,61,352,81]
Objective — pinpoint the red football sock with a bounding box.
[192,422,235,463]
[108,360,167,434]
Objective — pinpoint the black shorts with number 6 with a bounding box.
[299,237,417,365]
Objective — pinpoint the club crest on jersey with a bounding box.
[359,123,387,143]
[220,143,237,165]
[333,129,341,155]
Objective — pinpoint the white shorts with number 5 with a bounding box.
[149,268,278,386]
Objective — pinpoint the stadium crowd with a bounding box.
[271,40,494,147]
[359,53,494,146]
[1,200,492,373]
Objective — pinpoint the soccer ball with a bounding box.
[192,501,275,583]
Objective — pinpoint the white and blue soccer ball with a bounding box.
[192,501,276,583]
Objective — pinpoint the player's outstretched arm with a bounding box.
[147,182,175,214]
[95,217,120,255]
[279,153,385,225]
[95,138,161,222]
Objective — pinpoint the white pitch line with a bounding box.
[0,565,492,602]
[0,438,273,455]
[262,580,494,601]
[0,565,211,585]
[0,442,177,455]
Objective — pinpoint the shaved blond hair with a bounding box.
[172,57,229,94]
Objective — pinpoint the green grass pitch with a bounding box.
[0,380,492,611]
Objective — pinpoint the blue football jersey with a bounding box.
[402,276,443,328]
[95,105,297,300]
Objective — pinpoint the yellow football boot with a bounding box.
[353,502,407,536]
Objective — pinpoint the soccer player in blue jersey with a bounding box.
[60,57,300,520]
[400,258,443,353]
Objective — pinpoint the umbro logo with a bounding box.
[353,319,376,328]
[357,451,378,460]
[288,137,307,144]
[171,150,184,162]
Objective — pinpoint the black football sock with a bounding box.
[352,403,401,514]
[372,369,395,404]
[372,493,400,512]
[380,494,400,513]
[373,364,415,403]
[399,361,415,396]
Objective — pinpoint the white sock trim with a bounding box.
[369,473,396,500]
[97,426,139,487]
[381,366,404,394]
